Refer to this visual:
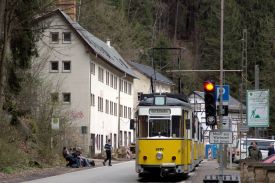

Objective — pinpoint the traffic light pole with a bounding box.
[219,0,224,182]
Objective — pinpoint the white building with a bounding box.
[129,61,174,111]
[189,91,246,144]
[34,9,136,156]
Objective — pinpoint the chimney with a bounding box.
[106,39,111,47]
[56,0,77,21]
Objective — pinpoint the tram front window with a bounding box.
[149,119,170,137]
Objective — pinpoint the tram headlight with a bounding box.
[156,152,163,160]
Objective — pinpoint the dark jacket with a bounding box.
[104,143,112,151]
[249,147,262,161]
[268,146,275,156]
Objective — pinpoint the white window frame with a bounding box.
[110,101,114,115]
[128,107,131,119]
[110,74,114,88]
[105,99,109,114]
[124,106,127,118]
[114,76,117,89]
[50,61,59,72]
[50,32,59,43]
[62,32,71,43]
[91,93,95,106]
[98,67,104,82]
[91,62,95,75]
[62,61,71,72]
[128,83,132,95]
[114,102,117,116]
[106,71,109,85]
[62,92,71,104]
[124,81,128,93]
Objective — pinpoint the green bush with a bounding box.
[0,138,28,171]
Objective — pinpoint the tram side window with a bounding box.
[192,118,195,139]
[172,116,180,137]
[138,116,148,137]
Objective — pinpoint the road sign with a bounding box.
[215,85,229,102]
[209,130,233,144]
[221,116,231,130]
[51,117,59,130]
[247,90,269,127]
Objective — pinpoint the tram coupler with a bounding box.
[160,167,176,177]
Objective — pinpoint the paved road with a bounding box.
[22,160,239,183]
[23,161,137,183]
[23,161,194,183]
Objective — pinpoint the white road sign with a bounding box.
[247,90,269,127]
[209,130,233,144]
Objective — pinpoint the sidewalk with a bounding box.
[189,159,240,182]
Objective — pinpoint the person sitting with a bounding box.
[62,147,73,167]
[75,147,92,167]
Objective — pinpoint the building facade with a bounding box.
[34,9,135,156]
[129,61,174,112]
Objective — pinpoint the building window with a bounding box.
[50,61,59,72]
[124,106,127,118]
[119,105,123,117]
[128,107,131,119]
[105,99,109,114]
[119,79,123,92]
[91,62,95,75]
[114,76,117,89]
[98,67,104,82]
[91,93,95,106]
[106,71,109,85]
[50,32,59,43]
[62,32,71,43]
[110,74,114,88]
[51,92,59,103]
[62,61,71,72]
[62,93,71,104]
[128,83,132,95]
[110,101,113,115]
[98,97,103,112]
[124,81,128,93]
[114,102,117,116]
[128,132,131,145]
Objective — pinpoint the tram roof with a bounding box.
[138,93,191,107]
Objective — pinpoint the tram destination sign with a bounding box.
[209,130,233,144]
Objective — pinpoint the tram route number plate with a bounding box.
[209,131,233,144]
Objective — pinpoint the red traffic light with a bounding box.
[204,81,215,92]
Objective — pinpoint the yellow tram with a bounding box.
[135,93,204,177]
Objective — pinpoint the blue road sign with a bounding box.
[215,85,229,102]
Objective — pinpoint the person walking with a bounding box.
[103,139,112,166]
[248,141,262,161]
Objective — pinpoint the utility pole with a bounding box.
[219,0,224,182]
[255,65,259,137]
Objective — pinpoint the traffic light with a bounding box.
[203,80,216,126]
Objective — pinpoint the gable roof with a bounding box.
[128,61,174,85]
[35,9,136,78]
